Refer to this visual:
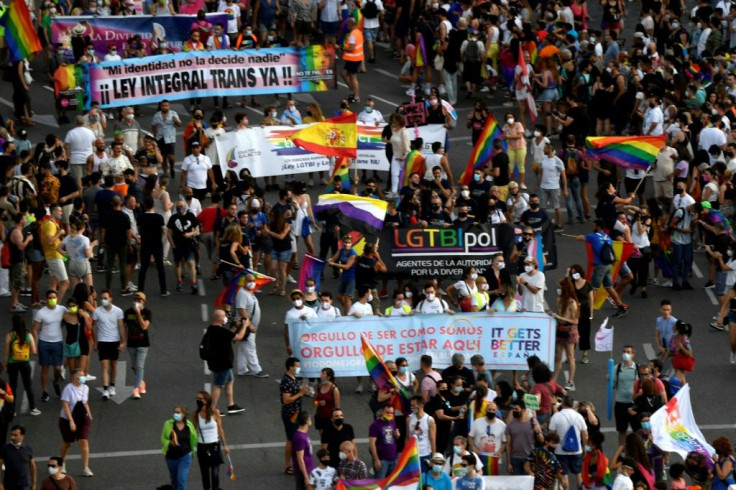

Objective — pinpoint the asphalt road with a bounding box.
[8,4,735,489]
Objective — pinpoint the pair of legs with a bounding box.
[671,242,694,288]
[269,254,289,294]
[508,147,527,188]
[341,64,360,100]
[553,341,576,386]
[100,358,118,389]
[105,246,128,291]
[47,258,70,302]
[60,437,90,471]
[138,243,167,293]
[174,252,197,288]
[39,340,63,396]
[210,370,235,410]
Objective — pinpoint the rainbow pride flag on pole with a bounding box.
[336,431,421,490]
[297,254,326,292]
[291,114,358,158]
[326,157,352,193]
[398,149,425,187]
[214,269,275,307]
[585,136,666,171]
[585,240,634,310]
[459,113,506,185]
[0,0,42,61]
[361,334,411,415]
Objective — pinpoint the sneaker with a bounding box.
[140,380,146,394]
[553,225,564,233]
[191,284,199,295]
[704,281,715,289]
[109,386,116,396]
[709,322,726,331]
[9,304,27,313]
[613,306,628,318]
[102,389,110,400]
[581,353,589,364]
[132,388,141,399]
[255,371,270,378]
[438,84,447,95]
[85,374,97,381]
[0,290,10,297]
[355,385,364,394]
[480,86,490,93]
[82,467,94,477]
[641,290,648,299]
[405,87,415,96]
[520,183,528,189]
[120,288,134,297]
[564,382,575,391]
[683,282,694,290]
[731,351,736,365]
[286,275,297,284]
[307,386,315,397]
[127,282,138,291]
[161,290,171,297]
[41,392,49,402]
[649,278,660,285]
[661,279,673,288]
[53,382,61,397]
[176,282,183,292]
[227,404,245,414]
[29,408,41,416]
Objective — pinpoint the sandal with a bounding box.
[269,288,279,296]
[284,466,294,475]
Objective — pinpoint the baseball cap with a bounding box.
[134,292,146,301]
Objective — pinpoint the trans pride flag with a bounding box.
[214,269,274,307]
[585,136,666,171]
[337,433,420,490]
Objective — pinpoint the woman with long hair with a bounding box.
[265,209,292,296]
[291,181,319,255]
[61,297,91,377]
[612,432,655,489]
[314,367,340,434]
[194,390,229,490]
[161,404,197,490]
[490,283,523,312]
[153,175,174,265]
[71,284,97,379]
[569,264,594,363]
[4,315,38,416]
[534,57,561,135]
[218,224,247,287]
[550,278,579,391]
[58,219,96,291]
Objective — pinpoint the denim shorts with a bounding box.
[364,27,378,42]
[715,271,728,296]
[557,453,582,475]
[321,21,338,36]
[271,249,291,263]
[619,261,631,277]
[38,340,63,367]
[591,264,613,289]
[213,368,234,387]
[338,278,355,296]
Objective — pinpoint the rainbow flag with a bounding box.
[297,254,325,292]
[313,194,387,237]
[336,427,420,490]
[326,157,352,193]
[0,0,42,61]
[585,136,666,171]
[585,240,634,310]
[458,113,506,185]
[399,149,425,187]
[226,455,236,482]
[361,334,411,416]
[214,269,275,307]
[291,114,358,158]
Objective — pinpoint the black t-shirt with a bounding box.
[426,211,452,226]
[103,210,131,248]
[520,209,550,232]
[469,179,491,198]
[384,211,406,228]
[167,212,198,247]
[0,443,33,489]
[94,188,120,222]
[205,324,236,372]
[58,174,79,201]
[492,153,510,186]
[138,212,165,247]
[320,423,356,469]
[562,106,588,143]
[355,255,378,288]
[455,197,477,216]
[124,307,152,348]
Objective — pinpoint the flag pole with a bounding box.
[352,157,358,195]
[630,167,652,198]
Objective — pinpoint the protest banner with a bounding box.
[650,384,715,460]
[401,101,426,127]
[87,45,337,108]
[51,14,227,59]
[390,475,533,490]
[288,312,556,377]
[214,124,446,178]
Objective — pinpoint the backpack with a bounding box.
[362,0,378,19]
[564,149,579,177]
[10,333,30,362]
[465,39,480,63]
[199,329,213,361]
[614,362,640,386]
[598,235,616,265]
[562,424,580,452]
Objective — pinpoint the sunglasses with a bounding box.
[523,233,533,237]
[460,463,469,467]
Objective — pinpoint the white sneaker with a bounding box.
[480,86,490,92]
[731,351,735,365]
[438,85,447,95]
[109,386,116,396]
[127,282,138,291]
[355,385,364,394]
[102,389,109,400]
[405,87,415,96]
[564,382,576,391]
[286,275,297,284]
[0,290,10,297]
[85,374,97,381]
[307,386,315,397]
[29,408,41,416]
[82,467,94,477]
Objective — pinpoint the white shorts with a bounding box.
[46,258,69,282]
[68,259,92,279]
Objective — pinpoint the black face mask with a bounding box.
[390,370,398,376]
[196,400,204,409]
[674,187,683,195]
[512,410,522,418]
[649,102,656,109]
[432,204,441,211]
[458,212,467,218]
[486,412,496,420]
[194,114,203,120]
[529,203,540,210]
[333,418,344,427]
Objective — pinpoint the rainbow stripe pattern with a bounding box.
[361,334,411,415]
[459,112,506,185]
[0,0,42,61]
[300,44,336,91]
[399,149,425,187]
[214,269,274,307]
[326,157,352,192]
[585,240,634,310]
[585,136,666,171]
[336,426,420,490]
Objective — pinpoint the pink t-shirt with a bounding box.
[503,122,527,150]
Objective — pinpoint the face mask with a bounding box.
[474,174,481,182]
[622,352,632,362]
[432,204,441,211]
[196,399,205,409]
[399,366,408,374]
[507,118,515,125]
[556,288,562,296]
[703,175,710,182]
[674,187,683,195]
[606,67,612,73]
[320,459,330,465]
[426,293,436,301]
[571,272,581,281]
[457,467,469,476]
[524,265,533,273]
[306,286,315,293]
[125,114,134,120]
[454,386,463,393]
[69,306,78,314]
[294,367,301,376]
[242,281,255,291]
[461,190,470,198]
[672,22,679,29]
[454,445,463,455]
[513,410,522,418]
[458,212,468,218]
[429,99,438,106]
[590,36,596,43]
[321,301,332,310]
[87,49,94,55]
[48,466,58,476]
[367,294,373,302]
[433,464,443,474]
[365,106,373,113]
[470,273,478,280]
[584,445,592,453]
[533,130,543,138]
[411,407,419,415]
[101,299,110,307]
[177,207,187,214]
[134,302,142,309]
[293,299,303,308]
[78,375,87,384]
[382,413,394,421]
[339,451,347,460]
[47,298,57,308]
[173,413,183,421]
[481,283,489,291]
[405,292,413,299]
[641,421,651,430]
[271,111,278,118]
[649,102,656,109]
[267,35,274,42]
[530,203,540,210]
[486,411,496,420]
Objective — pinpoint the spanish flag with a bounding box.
[290,114,358,158]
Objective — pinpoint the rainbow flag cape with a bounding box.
[398,149,425,188]
[585,240,634,310]
[0,0,42,61]
[458,113,506,185]
[291,114,358,158]
[326,157,352,193]
[585,136,666,171]
[361,334,411,416]
[702,207,735,239]
[297,254,325,292]
[214,269,275,307]
[336,425,420,490]
[313,194,387,237]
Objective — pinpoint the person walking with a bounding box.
[59,369,93,477]
[124,292,151,400]
[234,274,267,377]
[101,197,133,295]
[341,18,364,103]
[161,405,197,490]
[0,425,37,490]
[91,290,126,401]
[4,316,39,416]
[151,100,182,178]
[40,456,76,490]
[281,357,309,476]
[138,197,169,296]
[32,290,66,402]
[194,390,230,490]
[548,395,587,490]
[201,309,246,414]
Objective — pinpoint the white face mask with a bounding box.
[498,262,505,269]
[367,294,373,302]
[572,272,581,280]
[339,451,347,461]
[556,288,562,296]
[101,298,111,307]
[481,283,489,291]
[461,190,470,198]
[534,130,542,137]
[322,301,331,310]
[426,293,436,301]
[133,302,142,309]
[405,291,413,298]
[524,265,533,273]
[48,467,59,476]
[507,118,515,125]
[470,273,478,280]
[246,281,256,290]
[306,286,315,293]
[293,299,303,308]
[125,114,134,120]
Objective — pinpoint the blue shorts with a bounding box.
[729,310,736,324]
[715,271,728,296]
[364,27,378,42]
[557,453,582,475]
[271,249,291,263]
[338,278,355,296]
[282,411,298,441]
[619,262,631,277]
[173,246,195,263]
[213,368,234,387]
[38,340,63,367]
[321,21,338,36]
[591,264,613,289]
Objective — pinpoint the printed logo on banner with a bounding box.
[391,226,499,257]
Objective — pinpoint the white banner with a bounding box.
[650,384,715,459]
[214,123,446,178]
[390,475,534,490]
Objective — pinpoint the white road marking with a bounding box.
[368,94,400,107]
[0,98,58,128]
[373,68,397,78]
[692,263,704,279]
[643,343,657,361]
[705,287,718,305]
[94,361,134,404]
[449,135,472,143]
[198,278,206,296]
[203,327,211,375]
[201,303,209,323]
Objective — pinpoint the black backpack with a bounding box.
[465,39,480,62]
[362,0,378,19]
[597,234,616,265]
[199,329,213,361]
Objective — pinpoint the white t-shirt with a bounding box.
[699,126,727,151]
[316,305,341,318]
[548,408,587,455]
[469,417,507,457]
[348,301,374,317]
[33,306,68,343]
[643,106,664,136]
[218,2,241,33]
[284,306,318,325]
[414,298,448,314]
[182,154,212,190]
[453,280,477,298]
[612,475,634,490]
[92,305,124,342]
[64,126,96,165]
[357,108,384,125]
[725,258,736,287]
[361,0,383,29]
[531,137,550,163]
[310,466,337,490]
[234,288,260,326]
[59,382,89,420]
[539,156,564,190]
[519,271,545,312]
[62,234,91,262]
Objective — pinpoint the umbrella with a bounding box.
[539,45,560,58]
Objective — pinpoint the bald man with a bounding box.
[337,440,368,480]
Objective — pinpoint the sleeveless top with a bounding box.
[92,152,108,174]
[315,383,337,419]
[197,414,219,443]
[8,231,23,263]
